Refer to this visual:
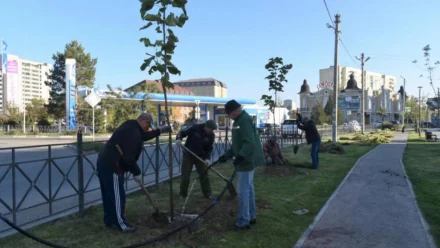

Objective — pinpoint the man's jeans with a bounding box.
[311,140,321,169]
[236,169,256,227]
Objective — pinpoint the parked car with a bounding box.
[281,119,302,138]
[258,123,281,135]
[373,121,382,128]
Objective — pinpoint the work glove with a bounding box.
[175,139,183,146]
[133,175,142,184]
[218,155,228,163]
[233,156,245,167]
[204,159,211,166]
[158,125,173,134]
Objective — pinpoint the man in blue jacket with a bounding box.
[176,120,217,199]
[97,113,172,233]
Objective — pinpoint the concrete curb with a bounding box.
[293,145,378,248]
[400,157,438,248]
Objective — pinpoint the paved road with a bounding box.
[296,133,436,248]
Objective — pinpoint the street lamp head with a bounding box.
[365,57,370,62]
[326,23,334,29]
[418,86,423,89]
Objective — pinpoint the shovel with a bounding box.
[179,144,237,197]
[115,145,169,224]
[293,129,299,154]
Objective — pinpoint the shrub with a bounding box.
[381,122,394,130]
[37,119,51,126]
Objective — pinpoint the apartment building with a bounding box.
[1,54,52,113]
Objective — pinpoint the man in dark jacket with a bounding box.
[176,120,216,199]
[97,113,172,232]
[218,100,265,231]
[297,113,321,169]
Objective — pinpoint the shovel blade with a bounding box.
[228,183,237,197]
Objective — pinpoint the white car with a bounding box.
[345,121,361,133]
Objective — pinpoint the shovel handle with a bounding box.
[180,144,207,164]
[115,145,158,211]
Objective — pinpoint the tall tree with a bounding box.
[64,40,98,88]
[45,52,66,120]
[261,57,293,133]
[4,103,22,126]
[324,94,334,116]
[139,0,189,220]
[311,101,326,125]
[25,98,48,125]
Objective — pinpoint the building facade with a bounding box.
[0,54,52,114]
[299,66,402,124]
[174,78,227,97]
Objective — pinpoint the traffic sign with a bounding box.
[85,91,101,108]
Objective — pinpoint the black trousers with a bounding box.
[97,158,128,231]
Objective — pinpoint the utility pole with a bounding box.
[328,14,341,143]
[418,86,422,136]
[400,76,406,126]
[356,53,370,134]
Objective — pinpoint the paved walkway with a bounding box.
[295,132,436,248]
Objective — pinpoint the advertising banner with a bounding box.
[65,59,77,130]
[6,59,19,106]
[338,95,360,110]
[1,40,7,72]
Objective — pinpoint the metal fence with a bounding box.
[0,125,379,236]
[0,125,77,134]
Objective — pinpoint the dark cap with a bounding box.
[204,120,217,130]
[225,100,241,114]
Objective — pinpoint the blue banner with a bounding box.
[1,40,7,72]
[65,59,77,130]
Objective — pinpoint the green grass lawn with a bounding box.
[2,137,376,248]
[403,132,440,245]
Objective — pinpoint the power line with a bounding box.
[322,0,358,66]
[323,0,335,25]
[340,37,358,65]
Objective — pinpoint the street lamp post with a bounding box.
[418,86,423,137]
[400,76,406,126]
[327,14,341,143]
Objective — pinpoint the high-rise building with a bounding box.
[1,54,52,113]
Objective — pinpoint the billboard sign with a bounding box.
[1,40,7,72]
[6,59,19,106]
[338,95,360,110]
[65,59,77,130]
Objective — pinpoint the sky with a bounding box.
[1,0,440,104]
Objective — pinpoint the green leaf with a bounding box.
[140,56,155,71]
[176,14,189,27]
[140,0,155,18]
[165,13,177,26]
[155,26,162,33]
[139,38,154,47]
[167,64,181,75]
[144,14,160,22]
[172,0,188,8]
[140,22,153,30]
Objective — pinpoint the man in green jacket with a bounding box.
[219,100,264,231]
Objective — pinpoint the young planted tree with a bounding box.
[413,45,440,118]
[139,0,188,220]
[261,57,293,135]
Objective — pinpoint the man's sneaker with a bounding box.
[233,225,250,231]
[249,219,256,225]
[119,224,137,233]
